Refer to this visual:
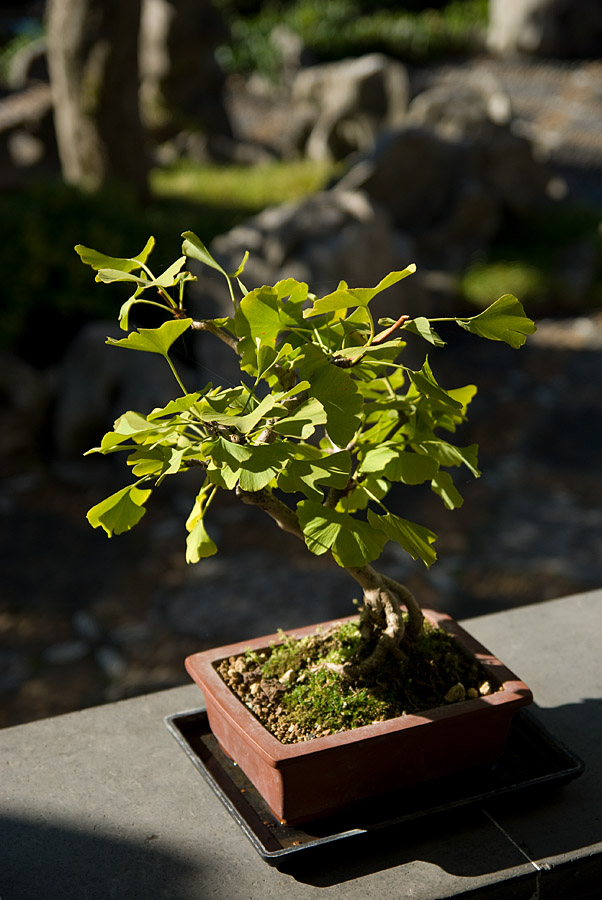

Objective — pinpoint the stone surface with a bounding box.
[1,591,601,899]
[291,52,410,161]
[488,0,602,59]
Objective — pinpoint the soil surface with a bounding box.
[216,618,495,744]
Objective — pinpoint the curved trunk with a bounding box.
[236,487,425,678]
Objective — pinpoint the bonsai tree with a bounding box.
[77,232,535,684]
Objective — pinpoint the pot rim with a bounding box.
[185,609,533,767]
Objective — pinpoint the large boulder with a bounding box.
[335,71,559,270]
[291,53,410,161]
[488,0,602,58]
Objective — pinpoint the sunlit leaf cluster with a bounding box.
[77,232,535,571]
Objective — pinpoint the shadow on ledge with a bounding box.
[0,815,197,900]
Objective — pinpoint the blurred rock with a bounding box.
[488,0,602,59]
[291,53,410,161]
[52,321,192,459]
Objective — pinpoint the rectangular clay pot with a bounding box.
[185,610,533,825]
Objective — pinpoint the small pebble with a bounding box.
[444,683,466,703]
[479,681,492,696]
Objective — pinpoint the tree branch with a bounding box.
[190,319,239,353]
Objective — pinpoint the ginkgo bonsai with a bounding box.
[77,232,535,693]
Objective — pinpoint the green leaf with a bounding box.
[402,317,446,347]
[297,346,363,446]
[147,393,201,420]
[186,519,218,563]
[416,440,480,477]
[367,510,437,568]
[95,268,148,286]
[431,471,464,510]
[297,501,387,567]
[198,393,278,434]
[86,484,152,537]
[206,437,291,492]
[114,410,153,435]
[304,265,416,318]
[271,398,327,439]
[106,318,192,356]
[155,256,187,287]
[127,447,169,477]
[338,476,389,512]
[75,236,155,273]
[278,450,351,501]
[206,461,240,490]
[408,359,462,410]
[235,286,281,342]
[458,294,536,348]
[117,295,138,331]
[185,488,218,563]
[181,231,228,276]
[361,446,438,484]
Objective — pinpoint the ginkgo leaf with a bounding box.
[416,440,480,477]
[86,484,152,537]
[367,510,437,568]
[297,346,362,446]
[148,394,201,420]
[75,236,155,272]
[361,446,438,484]
[277,450,351,500]
[297,501,387,567]
[106,318,192,356]
[181,231,228,276]
[402,317,446,347]
[304,265,416,317]
[186,519,218,563]
[407,359,463,410]
[458,294,536,348]
[431,471,464,510]
[271,398,327,439]
[185,488,218,563]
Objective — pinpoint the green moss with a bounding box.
[225,618,491,743]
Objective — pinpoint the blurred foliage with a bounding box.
[215,0,487,79]
[461,207,602,313]
[0,159,336,366]
[0,19,44,88]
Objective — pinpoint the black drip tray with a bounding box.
[164,707,584,865]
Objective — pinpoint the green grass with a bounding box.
[151,159,338,211]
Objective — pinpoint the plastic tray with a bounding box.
[164,706,584,865]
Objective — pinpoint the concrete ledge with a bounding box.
[2,590,601,899]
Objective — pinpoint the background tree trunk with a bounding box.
[46,0,149,197]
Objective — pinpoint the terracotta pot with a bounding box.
[185,610,533,825]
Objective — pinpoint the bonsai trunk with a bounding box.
[237,487,424,680]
